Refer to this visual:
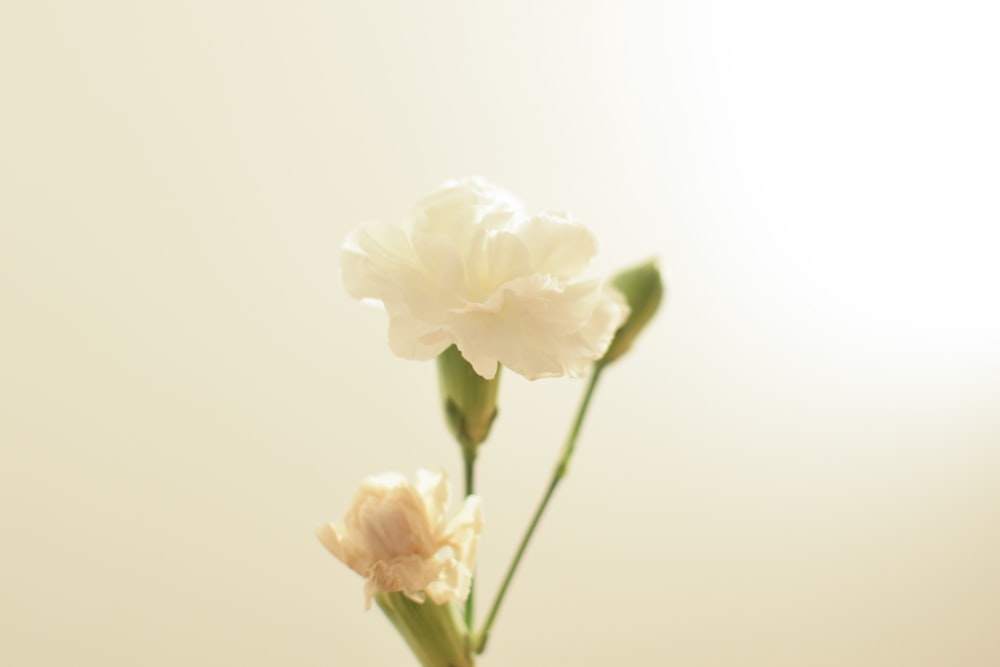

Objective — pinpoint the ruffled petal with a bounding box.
[409,227,466,306]
[386,310,452,361]
[369,555,439,600]
[444,495,484,570]
[348,482,436,562]
[424,555,471,605]
[411,176,520,248]
[449,276,614,380]
[452,330,501,380]
[518,211,598,278]
[415,468,450,533]
[477,231,532,299]
[316,522,348,562]
[558,283,631,375]
[341,222,420,301]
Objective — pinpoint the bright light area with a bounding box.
[688,2,1000,358]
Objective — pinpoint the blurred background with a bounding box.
[2,2,999,665]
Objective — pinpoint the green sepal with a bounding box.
[436,345,500,455]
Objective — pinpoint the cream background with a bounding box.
[3,2,999,665]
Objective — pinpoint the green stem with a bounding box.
[463,447,476,497]
[474,365,605,653]
[463,447,476,629]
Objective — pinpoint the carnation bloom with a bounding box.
[341,177,630,380]
[316,469,483,609]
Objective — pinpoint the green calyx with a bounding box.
[376,593,475,667]
[436,345,500,455]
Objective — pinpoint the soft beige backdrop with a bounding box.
[3,2,999,666]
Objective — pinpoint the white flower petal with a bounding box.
[386,310,452,361]
[316,522,347,562]
[412,177,520,245]
[453,332,501,380]
[449,276,618,380]
[415,468,450,532]
[409,227,466,303]
[369,555,438,600]
[518,211,598,277]
[468,231,529,300]
[425,556,471,605]
[341,222,419,301]
[558,283,631,374]
[444,495,484,570]
[348,482,435,562]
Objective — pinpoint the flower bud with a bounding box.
[437,345,500,453]
[316,468,483,608]
[599,259,664,367]
[317,469,481,666]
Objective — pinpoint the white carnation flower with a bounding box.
[341,177,630,380]
[316,469,483,609]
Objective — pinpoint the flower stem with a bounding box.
[463,447,476,497]
[474,365,605,654]
[463,447,477,629]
